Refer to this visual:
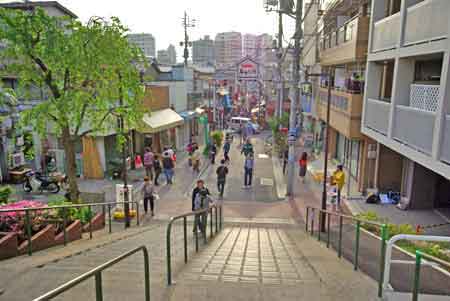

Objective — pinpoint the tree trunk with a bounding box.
[62,125,80,201]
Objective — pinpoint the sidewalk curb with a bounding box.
[272,155,287,201]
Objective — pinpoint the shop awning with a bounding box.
[179,110,197,120]
[140,108,184,134]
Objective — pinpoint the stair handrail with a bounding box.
[166,201,223,286]
[0,201,141,256]
[382,234,450,301]
[32,245,151,301]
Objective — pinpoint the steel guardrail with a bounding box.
[0,201,141,256]
[32,245,150,301]
[166,202,223,286]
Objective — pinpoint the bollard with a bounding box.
[354,221,361,270]
[95,272,103,301]
[378,224,388,298]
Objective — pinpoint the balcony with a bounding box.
[317,87,363,138]
[319,16,370,65]
[409,84,440,112]
[404,0,449,46]
[393,105,435,155]
[364,98,391,135]
[441,116,450,164]
[372,13,400,52]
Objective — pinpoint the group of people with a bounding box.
[143,146,176,186]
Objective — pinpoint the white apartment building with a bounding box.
[243,34,258,59]
[157,45,176,65]
[215,32,242,68]
[362,0,450,210]
[128,33,156,58]
[193,35,215,66]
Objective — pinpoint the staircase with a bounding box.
[0,219,379,301]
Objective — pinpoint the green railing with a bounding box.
[305,206,388,297]
[32,245,150,301]
[166,202,223,286]
[0,201,140,256]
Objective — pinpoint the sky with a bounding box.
[57,0,296,60]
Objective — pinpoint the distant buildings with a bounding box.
[243,34,258,59]
[127,33,156,58]
[157,44,177,65]
[193,35,215,66]
[214,32,242,68]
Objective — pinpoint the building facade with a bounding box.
[167,45,177,65]
[127,33,156,58]
[214,32,242,68]
[243,34,258,59]
[193,35,215,66]
[157,50,170,65]
[362,0,450,210]
[315,0,372,194]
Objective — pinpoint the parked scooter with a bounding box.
[22,171,60,193]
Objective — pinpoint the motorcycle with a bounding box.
[22,171,60,194]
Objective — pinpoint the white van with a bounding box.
[229,117,251,132]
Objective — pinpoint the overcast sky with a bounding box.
[57,0,296,60]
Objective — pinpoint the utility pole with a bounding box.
[287,0,303,196]
[180,11,196,66]
[277,11,284,119]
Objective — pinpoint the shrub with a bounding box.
[211,131,224,148]
[0,186,14,205]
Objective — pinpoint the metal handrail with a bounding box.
[32,245,150,301]
[166,202,223,286]
[0,201,140,256]
[382,234,450,301]
[305,206,389,298]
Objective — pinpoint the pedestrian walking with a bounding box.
[191,180,211,235]
[283,148,289,175]
[243,153,254,188]
[241,138,254,157]
[191,147,201,173]
[143,147,154,180]
[153,155,162,186]
[223,139,231,162]
[331,164,346,207]
[141,176,155,216]
[162,151,174,185]
[216,159,229,198]
[210,143,217,164]
[298,152,308,183]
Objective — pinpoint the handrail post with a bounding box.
[89,205,93,240]
[195,219,199,252]
[318,212,322,241]
[354,220,361,271]
[338,216,343,258]
[412,251,422,301]
[306,207,309,232]
[219,205,223,229]
[311,208,315,236]
[63,207,68,246]
[183,217,188,264]
[143,247,151,301]
[108,204,112,234]
[209,208,213,239]
[25,210,32,256]
[378,224,388,298]
[136,202,140,226]
[94,272,103,301]
[215,206,218,234]
[166,221,172,286]
[327,212,331,248]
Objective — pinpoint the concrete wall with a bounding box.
[377,145,403,191]
[410,163,438,209]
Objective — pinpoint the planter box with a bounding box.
[18,224,56,255]
[82,213,105,233]
[54,220,82,245]
[0,232,18,260]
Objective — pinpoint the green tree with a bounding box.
[0,9,146,200]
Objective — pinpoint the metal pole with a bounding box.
[63,207,67,246]
[305,207,309,232]
[183,11,189,66]
[287,0,303,197]
[94,272,103,301]
[166,223,172,286]
[354,221,361,270]
[277,10,284,119]
[378,224,388,298]
[338,216,343,258]
[108,204,112,234]
[412,251,422,301]
[89,206,93,239]
[25,210,32,256]
[183,217,188,264]
[327,213,331,248]
[321,71,333,232]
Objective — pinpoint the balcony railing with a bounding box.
[364,98,391,135]
[393,105,435,155]
[441,115,450,164]
[404,0,449,46]
[372,13,400,52]
[409,84,440,112]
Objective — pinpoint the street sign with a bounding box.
[237,57,259,80]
